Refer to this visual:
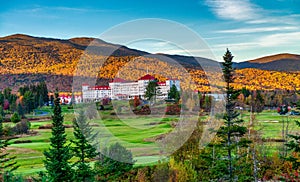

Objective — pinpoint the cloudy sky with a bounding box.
[0,0,299,62]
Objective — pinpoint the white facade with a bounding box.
[59,94,82,104]
[82,74,180,101]
[82,85,111,102]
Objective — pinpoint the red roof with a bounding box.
[157,82,166,86]
[138,74,156,81]
[110,77,127,83]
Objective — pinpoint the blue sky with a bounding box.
[0,0,299,62]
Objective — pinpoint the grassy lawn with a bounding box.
[241,110,300,139]
[5,105,300,176]
[7,105,179,175]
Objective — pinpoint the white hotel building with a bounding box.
[82,74,180,101]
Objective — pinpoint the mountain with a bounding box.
[0,34,299,92]
[0,34,219,91]
[234,53,300,71]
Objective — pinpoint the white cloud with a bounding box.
[13,6,119,14]
[247,15,300,25]
[212,42,258,51]
[211,31,300,51]
[204,0,260,21]
[217,26,298,33]
[257,31,300,47]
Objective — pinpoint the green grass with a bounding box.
[8,105,179,175]
[6,105,300,176]
[241,110,300,139]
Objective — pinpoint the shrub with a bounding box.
[135,166,153,182]
[3,125,14,136]
[95,142,135,181]
[169,158,197,181]
[152,161,169,181]
[165,104,181,115]
[10,112,21,123]
[12,121,30,135]
[102,97,111,105]
[3,172,24,182]
[133,105,151,115]
[3,117,11,123]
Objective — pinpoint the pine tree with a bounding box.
[285,120,300,169]
[145,79,158,102]
[40,81,49,104]
[23,91,35,113]
[168,84,180,103]
[0,116,19,179]
[44,92,73,181]
[0,106,4,118]
[95,142,135,181]
[217,49,251,181]
[72,110,98,182]
[39,94,44,107]
[70,93,75,106]
[17,103,24,118]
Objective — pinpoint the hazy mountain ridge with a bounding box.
[234,53,300,71]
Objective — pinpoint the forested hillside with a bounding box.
[0,34,299,92]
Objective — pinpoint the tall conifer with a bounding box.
[44,92,73,181]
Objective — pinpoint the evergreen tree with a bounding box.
[285,120,300,169]
[10,112,21,123]
[50,95,54,107]
[17,103,24,118]
[23,91,35,113]
[72,110,98,182]
[95,142,135,181]
[44,92,73,181]
[216,49,251,181]
[70,93,75,106]
[39,94,44,107]
[0,116,19,179]
[251,90,265,113]
[0,92,4,106]
[0,106,4,118]
[168,84,180,103]
[145,79,158,102]
[40,81,49,104]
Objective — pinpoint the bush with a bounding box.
[3,117,11,123]
[165,104,181,115]
[133,105,151,115]
[102,97,111,105]
[152,161,169,181]
[3,125,14,136]
[12,121,31,135]
[95,142,135,181]
[169,158,197,181]
[3,172,24,182]
[10,112,21,123]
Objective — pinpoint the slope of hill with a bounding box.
[234,53,300,71]
[0,34,299,92]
